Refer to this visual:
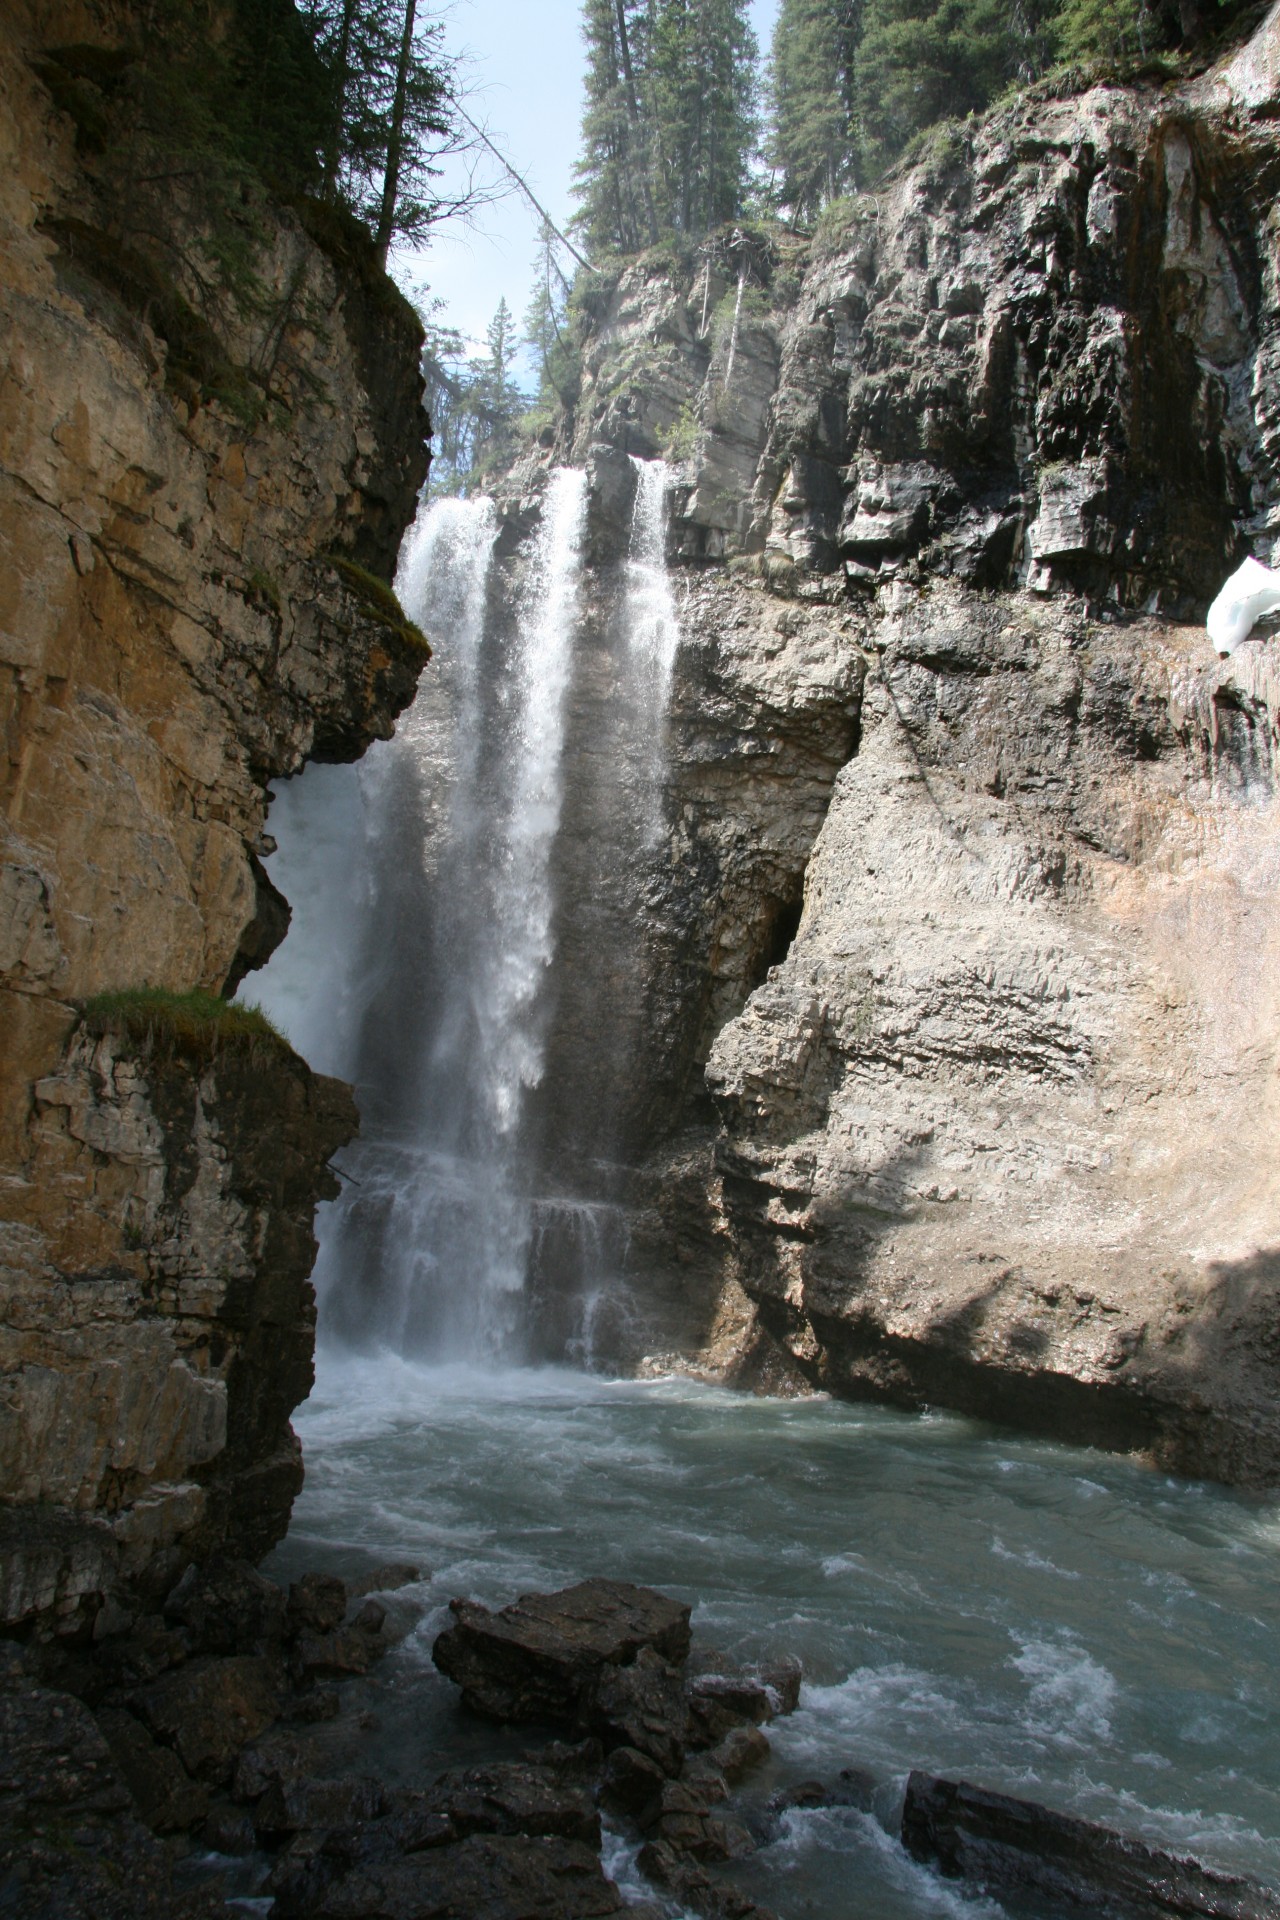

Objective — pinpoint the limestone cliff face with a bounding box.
[540,11,1280,1477]
[0,0,428,1623]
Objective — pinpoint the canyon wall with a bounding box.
[529,12,1280,1479]
[0,0,428,1626]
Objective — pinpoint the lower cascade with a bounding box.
[255,461,676,1363]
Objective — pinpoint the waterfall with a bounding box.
[326,468,586,1361]
[625,458,678,711]
[622,458,679,839]
[250,461,687,1369]
[472,467,589,1136]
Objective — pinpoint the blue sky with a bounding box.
[395,0,780,370]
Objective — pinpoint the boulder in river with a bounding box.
[431,1578,692,1725]
[902,1771,1280,1918]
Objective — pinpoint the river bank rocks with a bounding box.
[430,1578,800,1920]
[901,1771,1280,1918]
[11,1563,1269,1920]
[1,1571,796,1919]
[0,1557,417,1917]
[0,0,429,1622]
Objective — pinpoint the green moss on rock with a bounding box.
[326,554,431,657]
[78,987,289,1066]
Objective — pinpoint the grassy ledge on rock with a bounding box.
[78,987,291,1067]
[326,554,431,657]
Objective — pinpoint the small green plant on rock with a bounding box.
[664,400,703,463]
[79,986,288,1067]
[325,554,431,657]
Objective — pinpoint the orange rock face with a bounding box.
[0,0,429,1623]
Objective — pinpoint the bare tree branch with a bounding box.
[451,100,594,272]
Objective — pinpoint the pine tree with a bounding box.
[524,223,580,415]
[573,0,757,254]
[309,0,451,254]
[766,0,861,219]
[1053,0,1159,59]
[574,0,659,256]
[854,0,1052,175]
[648,0,759,238]
[465,298,526,482]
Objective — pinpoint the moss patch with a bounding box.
[326,554,431,657]
[79,987,289,1066]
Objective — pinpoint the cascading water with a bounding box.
[334,469,587,1360]
[253,458,682,1365]
[623,457,679,835]
[253,471,599,1361]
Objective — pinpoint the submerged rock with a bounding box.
[902,1771,1280,1918]
[636,1837,778,1920]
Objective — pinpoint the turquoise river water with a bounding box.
[261,1355,1280,1920]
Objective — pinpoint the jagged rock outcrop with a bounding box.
[1,0,429,1622]
[538,10,1280,1474]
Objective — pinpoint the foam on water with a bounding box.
[1009,1633,1118,1748]
[265,1360,1280,1918]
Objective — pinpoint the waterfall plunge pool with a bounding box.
[247,477,1280,1911]
[264,1355,1280,1920]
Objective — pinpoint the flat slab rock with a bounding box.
[902,1772,1280,1918]
[432,1579,691,1725]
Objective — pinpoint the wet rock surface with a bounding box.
[428,1581,802,1919]
[902,1770,1280,1918]
[275,1834,627,1920]
[0,1557,410,1912]
[0,1672,225,1918]
[0,1567,804,1920]
[431,1578,692,1726]
[7,1566,1271,1920]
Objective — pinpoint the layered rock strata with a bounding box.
[0,0,428,1622]
[527,11,1280,1475]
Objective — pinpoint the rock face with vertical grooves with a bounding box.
[526,13,1280,1475]
[0,0,429,1623]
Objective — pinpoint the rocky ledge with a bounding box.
[7,1567,1270,1920]
[3,1569,803,1920]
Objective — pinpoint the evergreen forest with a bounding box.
[86,0,1254,495]
[576,0,1252,253]
[422,0,1251,494]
